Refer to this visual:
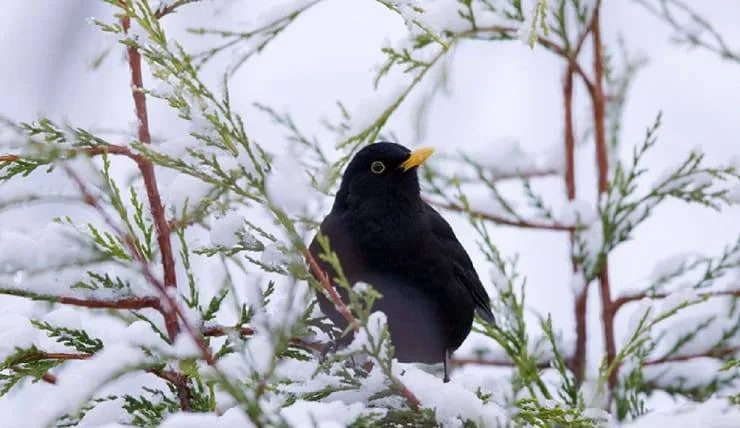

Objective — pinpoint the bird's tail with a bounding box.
[476,307,496,327]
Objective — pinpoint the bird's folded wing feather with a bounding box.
[423,203,496,326]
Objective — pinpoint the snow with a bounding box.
[469,137,538,177]
[347,311,389,360]
[0,315,38,358]
[397,366,507,426]
[260,243,288,268]
[623,397,740,428]
[658,288,699,315]
[0,343,147,428]
[123,320,169,350]
[622,298,654,345]
[172,333,201,359]
[281,400,381,428]
[244,331,275,376]
[210,211,247,247]
[159,407,255,428]
[643,358,735,391]
[345,83,408,139]
[265,155,319,214]
[571,271,587,296]
[559,199,597,225]
[164,172,214,214]
[727,183,740,204]
[650,251,703,281]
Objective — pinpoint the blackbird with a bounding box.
[308,142,495,382]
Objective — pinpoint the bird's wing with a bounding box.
[423,203,496,326]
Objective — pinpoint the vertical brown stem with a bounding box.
[120,13,179,340]
[564,66,586,384]
[590,6,617,390]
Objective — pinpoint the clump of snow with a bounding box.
[265,155,319,214]
[644,358,735,391]
[397,366,507,426]
[658,288,699,315]
[244,331,275,376]
[571,271,587,296]
[154,139,196,159]
[558,199,596,226]
[622,298,654,345]
[123,320,169,351]
[623,397,740,428]
[0,315,38,359]
[0,343,147,427]
[164,172,213,214]
[581,221,605,269]
[650,251,703,281]
[159,407,255,428]
[209,211,258,248]
[281,400,382,428]
[260,243,289,269]
[347,311,389,359]
[471,137,538,177]
[727,183,740,204]
[173,333,202,359]
[345,83,408,139]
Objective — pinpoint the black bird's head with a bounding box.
[333,142,434,212]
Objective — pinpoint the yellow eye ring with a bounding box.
[371,161,385,174]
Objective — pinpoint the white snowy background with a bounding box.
[0,0,739,425]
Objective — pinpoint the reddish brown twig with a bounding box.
[563,63,589,384]
[303,249,359,331]
[0,145,140,163]
[394,381,421,411]
[586,3,618,392]
[155,0,196,18]
[643,346,740,366]
[57,295,162,310]
[429,200,581,232]
[450,357,554,369]
[118,7,180,340]
[18,351,194,410]
[612,289,740,311]
[202,324,326,352]
[149,368,194,411]
[489,169,560,183]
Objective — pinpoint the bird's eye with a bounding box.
[370,161,386,174]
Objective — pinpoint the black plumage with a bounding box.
[308,142,495,381]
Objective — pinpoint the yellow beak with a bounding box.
[399,147,435,172]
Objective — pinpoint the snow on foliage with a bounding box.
[0,0,738,427]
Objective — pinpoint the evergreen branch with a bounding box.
[0,144,139,163]
[0,288,161,310]
[634,0,740,64]
[613,289,740,310]
[427,199,581,232]
[644,345,740,366]
[118,5,180,340]
[303,249,359,331]
[154,0,198,18]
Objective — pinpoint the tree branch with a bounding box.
[119,8,179,340]
[450,357,553,369]
[588,3,617,391]
[0,144,140,163]
[0,288,161,310]
[154,0,198,18]
[564,62,588,384]
[644,346,740,366]
[613,289,740,311]
[428,200,581,232]
[303,249,359,331]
